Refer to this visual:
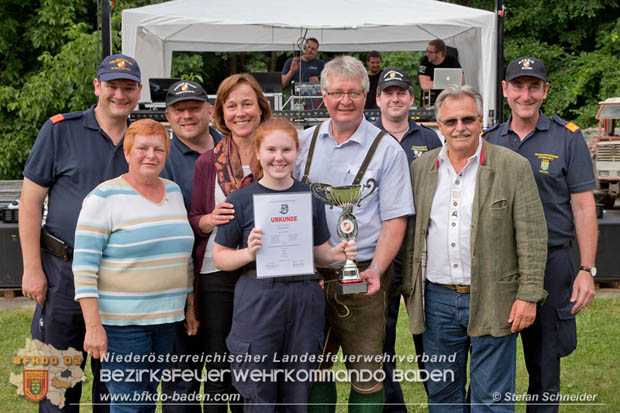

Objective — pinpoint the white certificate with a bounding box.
[253,192,314,278]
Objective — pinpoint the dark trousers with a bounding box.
[163,270,243,413]
[226,275,325,413]
[198,271,243,413]
[31,251,109,413]
[160,324,204,413]
[521,247,577,413]
[382,260,427,413]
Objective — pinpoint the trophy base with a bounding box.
[338,281,368,295]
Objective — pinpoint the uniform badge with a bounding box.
[280,204,289,215]
[541,159,549,171]
[23,370,48,402]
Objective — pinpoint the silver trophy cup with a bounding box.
[310,179,377,294]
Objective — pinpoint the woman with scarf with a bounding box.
[189,74,271,412]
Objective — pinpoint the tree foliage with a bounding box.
[1,0,620,178]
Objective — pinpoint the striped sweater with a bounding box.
[73,176,194,326]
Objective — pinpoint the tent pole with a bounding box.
[495,0,505,124]
[101,0,112,58]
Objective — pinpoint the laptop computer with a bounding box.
[433,68,463,89]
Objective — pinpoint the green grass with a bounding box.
[2,297,619,412]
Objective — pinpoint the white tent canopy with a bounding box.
[122,0,497,124]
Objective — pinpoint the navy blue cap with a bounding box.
[97,54,141,83]
[505,57,547,82]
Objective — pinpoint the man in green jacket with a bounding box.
[402,85,547,412]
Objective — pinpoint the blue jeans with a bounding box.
[102,322,178,413]
[423,283,517,413]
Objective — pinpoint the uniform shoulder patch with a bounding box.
[565,122,580,133]
[551,114,580,133]
[49,111,83,124]
[49,114,65,124]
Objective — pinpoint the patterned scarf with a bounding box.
[214,134,260,196]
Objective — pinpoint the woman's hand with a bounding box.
[84,324,107,359]
[185,306,200,336]
[198,202,235,234]
[245,228,264,261]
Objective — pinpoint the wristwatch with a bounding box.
[579,265,597,277]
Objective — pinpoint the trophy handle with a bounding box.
[310,183,334,208]
[357,178,377,207]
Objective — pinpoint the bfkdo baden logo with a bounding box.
[23,370,49,402]
[10,339,84,408]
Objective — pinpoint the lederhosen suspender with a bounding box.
[301,122,387,185]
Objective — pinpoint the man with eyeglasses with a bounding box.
[418,39,463,90]
[294,55,413,413]
[484,57,597,413]
[402,85,547,412]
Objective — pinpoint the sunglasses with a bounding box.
[439,116,479,127]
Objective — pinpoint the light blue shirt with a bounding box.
[294,119,414,261]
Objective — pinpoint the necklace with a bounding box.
[386,125,409,135]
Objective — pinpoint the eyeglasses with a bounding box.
[439,116,479,127]
[324,90,365,100]
[426,49,439,55]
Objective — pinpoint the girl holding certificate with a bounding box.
[213,118,357,412]
[190,74,272,410]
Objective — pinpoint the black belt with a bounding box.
[242,269,319,283]
[40,228,73,261]
[317,260,372,282]
[548,242,571,252]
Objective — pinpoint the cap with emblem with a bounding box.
[166,80,208,107]
[97,54,141,83]
[378,67,411,92]
[505,57,547,83]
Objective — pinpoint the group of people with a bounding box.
[283,38,464,111]
[20,46,596,413]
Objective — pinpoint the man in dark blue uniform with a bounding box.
[159,80,223,413]
[374,67,442,412]
[20,54,142,412]
[161,79,222,211]
[484,57,598,413]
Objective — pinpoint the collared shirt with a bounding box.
[426,136,483,285]
[160,126,222,211]
[375,117,443,165]
[483,112,595,246]
[23,105,128,248]
[293,118,414,261]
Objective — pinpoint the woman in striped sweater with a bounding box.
[73,119,197,412]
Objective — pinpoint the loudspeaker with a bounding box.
[572,212,620,281]
[0,223,23,288]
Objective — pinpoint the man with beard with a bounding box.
[365,51,382,110]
